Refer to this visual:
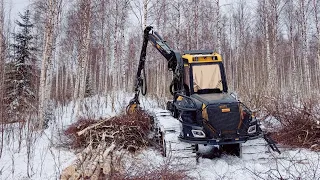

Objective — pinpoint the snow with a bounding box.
[1,92,319,179]
[0,129,76,179]
[133,139,320,180]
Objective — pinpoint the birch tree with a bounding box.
[143,0,148,29]
[78,0,91,101]
[215,0,221,54]
[0,0,4,159]
[263,0,277,95]
[24,0,320,109]
[298,0,311,94]
[38,0,62,128]
[313,0,320,88]
[70,0,92,117]
[284,0,298,92]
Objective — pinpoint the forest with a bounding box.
[0,0,319,179]
[0,0,319,123]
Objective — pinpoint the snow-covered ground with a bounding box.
[132,143,319,179]
[0,92,160,179]
[0,93,319,179]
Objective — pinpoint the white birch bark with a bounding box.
[68,66,73,99]
[194,0,199,49]
[288,1,297,92]
[92,56,97,94]
[104,30,111,95]
[78,19,91,100]
[313,0,320,89]
[271,0,279,91]
[119,1,128,90]
[55,58,59,100]
[215,0,221,54]
[38,0,59,128]
[265,0,275,94]
[0,0,4,143]
[98,50,103,94]
[300,0,310,94]
[73,66,80,100]
[77,0,91,118]
[111,2,118,90]
[143,0,148,29]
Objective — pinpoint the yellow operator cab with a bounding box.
[181,52,227,95]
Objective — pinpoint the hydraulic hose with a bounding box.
[141,68,147,96]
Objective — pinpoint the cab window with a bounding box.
[192,64,222,92]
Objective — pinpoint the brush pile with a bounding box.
[60,110,160,180]
[264,98,320,151]
[64,110,154,151]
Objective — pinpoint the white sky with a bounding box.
[6,0,255,23]
[5,0,31,21]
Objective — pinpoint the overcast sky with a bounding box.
[6,0,31,20]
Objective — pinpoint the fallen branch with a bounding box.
[76,120,109,136]
[61,110,158,179]
[264,98,320,151]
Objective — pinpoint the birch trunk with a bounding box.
[119,2,128,90]
[73,67,80,100]
[301,0,310,94]
[77,0,92,117]
[143,0,148,29]
[265,0,275,95]
[318,27,320,90]
[104,30,111,95]
[78,22,91,100]
[0,0,4,158]
[194,0,199,49]
[215,0,221,54]
[39,0,57,128]
[286,0,297,93]
[98,51,103,94]
[271,1,278,92]
[111,5,118,91]
[314,0,320,90]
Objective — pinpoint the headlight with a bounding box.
[191,130,206,138]
[247,125,257,134]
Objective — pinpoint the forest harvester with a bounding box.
[127,26,280,158]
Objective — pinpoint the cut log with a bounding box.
[76,120,108,136]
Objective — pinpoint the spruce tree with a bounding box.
[85,73,93,98]
[4,10,38,122]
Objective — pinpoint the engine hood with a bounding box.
[191,93,238,105]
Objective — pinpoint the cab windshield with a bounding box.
[192,64,222,92]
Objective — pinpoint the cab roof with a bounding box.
[182,51,222,64]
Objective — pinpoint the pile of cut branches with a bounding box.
[263,98,320,151]
[61,110,161,180]
[64,110,154,152]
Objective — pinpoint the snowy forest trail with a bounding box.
[1,93,318,180]
[0,0,319,179]
[141,108,320,179]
